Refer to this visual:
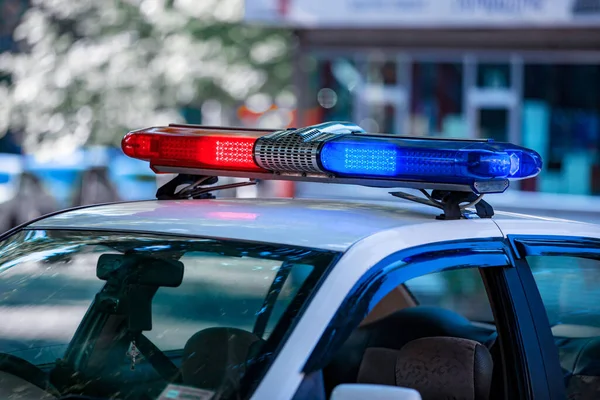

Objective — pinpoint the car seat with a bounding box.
[356,336,494,400]
[323,306,496,395]
[180,327,264,396]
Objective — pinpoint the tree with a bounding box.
[0,0,292,155]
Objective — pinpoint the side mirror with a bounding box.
[331,384,422,400]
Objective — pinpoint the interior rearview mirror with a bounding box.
[331,384,422,400]
[97,253,184,287]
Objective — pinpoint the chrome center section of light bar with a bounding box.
[254,122,364,173]
[312,121,365,135]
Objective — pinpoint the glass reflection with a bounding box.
[0,229,337,399]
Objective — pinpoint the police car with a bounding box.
[0,121,598,400]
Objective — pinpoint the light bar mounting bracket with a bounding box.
[390,189,494,220]
[156,174,256,200]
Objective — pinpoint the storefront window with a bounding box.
[410,62,464,137]
[357,58,405,133]
[522,64,600,195]
[367,59,398,85]
[477,63,511,89]
[478,108,508,142]
[305,54,600,196]
[306,57,356,125]
[359,101,397,134]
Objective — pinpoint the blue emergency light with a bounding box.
[122,121,542,194]
[320,136,539,181]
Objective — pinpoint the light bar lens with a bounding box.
[320,136,540,182]
[122,128,267,172]
[320,141,398,176]
[504,149,542,178]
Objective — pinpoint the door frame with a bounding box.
[506,235,600,398]
[250,237,554,399]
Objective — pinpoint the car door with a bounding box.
[509,235,600,399]
[251,235,558,400]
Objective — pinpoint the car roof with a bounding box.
[27,198,596,251]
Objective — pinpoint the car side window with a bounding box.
[146,254,314,351]
[526,254,600,398]
[314,242,519,400]
[405,268,494,323]
[529,256,600,328]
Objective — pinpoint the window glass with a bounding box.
[307,54,414,135]
[522,64,600,195]
[0,236,104,364]
[0,229,337,399]
[148,254,314,350]
[410,62,464,138]
[478,108,509,142]
[366,59,398,85]
[362,102,396,134]
[477,63,511,89]
[306,56,356,124]
[527,254,600,398]
[405,268,493,322]
[528,255,600,329]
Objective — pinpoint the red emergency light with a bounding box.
[121,126,273,172]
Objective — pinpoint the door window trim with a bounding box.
[305,238,509,373]
[302,237,550,399]
[509,235,600,259]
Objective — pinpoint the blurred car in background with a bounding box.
[0,153,24,232]
[23,150,87,210]
[0,153,21,205]
[109,151,161,202]
[0,147,158,234]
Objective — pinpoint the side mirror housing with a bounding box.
[331,384,422,400]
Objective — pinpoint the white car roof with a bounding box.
[28,198,599,251]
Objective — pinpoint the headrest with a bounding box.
[362,307,494,349]
[357,337,493,400]
[181,327,264,392]
[322,307,495,397]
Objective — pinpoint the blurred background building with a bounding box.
[1,0,600,232]
[244,0,600,222]
[247,0,600,196]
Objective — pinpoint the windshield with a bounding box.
[0,229,339,400]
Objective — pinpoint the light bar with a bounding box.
[122,122,543,194]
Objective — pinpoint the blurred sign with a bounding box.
[245,0,600,27]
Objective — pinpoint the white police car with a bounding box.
[0,122,598,400]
